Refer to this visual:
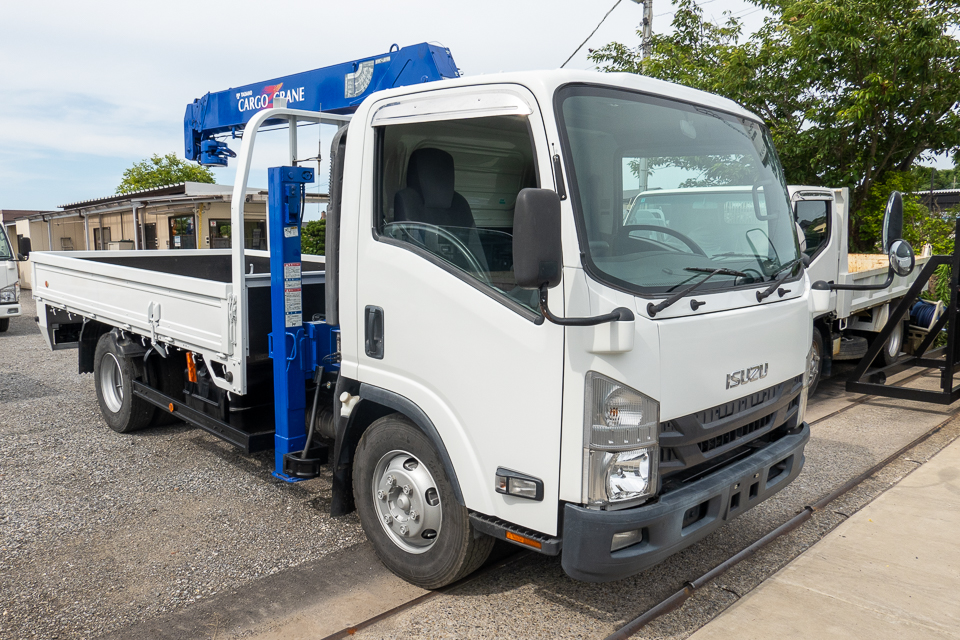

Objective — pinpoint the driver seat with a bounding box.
[393,148,488,273]
[394,148,475,228]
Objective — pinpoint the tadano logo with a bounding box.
[236,83,307,112]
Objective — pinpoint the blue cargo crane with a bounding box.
[183,42,459,166]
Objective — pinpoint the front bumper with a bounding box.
[1,302,20,317]
[561,422,810,582]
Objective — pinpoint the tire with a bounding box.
[808,328,824,397]
[353,414,494,589]
[0,318,8,332]
[94,331,155,433]
[880,319,905,366]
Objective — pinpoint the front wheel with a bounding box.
[0,318,9,332]
[808,329,824,397]
[880,319,905,366]
[353,414,493,589]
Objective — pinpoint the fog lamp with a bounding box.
[611,528,645,552]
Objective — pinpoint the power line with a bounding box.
[656,0,717,19]
[561,0,623,68]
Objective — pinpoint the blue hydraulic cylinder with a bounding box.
[267,165,316,481]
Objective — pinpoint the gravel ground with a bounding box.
[5,293,959,640]
[0,297,366,640]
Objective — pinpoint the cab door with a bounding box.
[352,86,565,535]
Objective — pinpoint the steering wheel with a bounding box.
[618,225,707,257]
[383,222,491,285]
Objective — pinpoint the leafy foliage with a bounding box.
[590,0,960,252]
[301,219,325,255]
[116,153,215,194]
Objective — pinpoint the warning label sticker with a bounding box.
[284,226,299,238]
[283,262,302,327]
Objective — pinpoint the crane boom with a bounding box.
[183,42,459,166]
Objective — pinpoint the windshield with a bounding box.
[0,228,12,261]
[557,85,800,295]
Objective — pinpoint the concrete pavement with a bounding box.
[689,432,960,639]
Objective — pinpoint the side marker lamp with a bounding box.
[495,468,544,501]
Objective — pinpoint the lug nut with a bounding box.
[399,525,408,535]
[386,475,395,486]
[402,484,411,495]
[383,515,392,524]
[377,490,385,500]
[410,510,419,521]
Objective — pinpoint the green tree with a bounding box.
[116,153,215,194]
[590,0,960,252]
[301,218,325,255]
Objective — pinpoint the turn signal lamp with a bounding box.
[495,468,543,501]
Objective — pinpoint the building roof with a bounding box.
[0,209,49,223]
[59,182,329,213]
[59,182,247,210]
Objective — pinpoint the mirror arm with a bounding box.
[814,269,896,292]
[539,285,634,326]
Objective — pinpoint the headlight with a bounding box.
[584,372,659,505]
[0,284,17,303]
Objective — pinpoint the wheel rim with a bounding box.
[887,322,903,358]
[372,450,442,554]
[810,337,822,385]
[99,353,124,413]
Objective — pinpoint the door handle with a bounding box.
[365,306,384,359]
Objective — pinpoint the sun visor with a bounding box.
[372,90,533,125]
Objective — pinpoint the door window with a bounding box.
[375,115,540,311]
[169,215,196,250]
[795,200,830,258]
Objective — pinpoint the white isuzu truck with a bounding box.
[0,225,22,331]
[30,62,913,588]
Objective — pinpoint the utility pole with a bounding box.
[633,0,653,191]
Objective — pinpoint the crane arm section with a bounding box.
[184,43,459,166]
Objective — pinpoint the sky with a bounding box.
[0,0,925,218]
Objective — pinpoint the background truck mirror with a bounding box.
[513,188,562,290]
[882,191,903,252]
[888,239,915,277]
[18,236,31,259]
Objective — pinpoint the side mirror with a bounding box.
[16,254,25,262]
[18,236,31,260]
[811,280,832,314]
[888,239,915,277]
[881,191,903,252]
[513,188,562,290]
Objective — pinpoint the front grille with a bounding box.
[698,414,771,453]
[658,375,803,483]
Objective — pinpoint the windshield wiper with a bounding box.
[756,258,803,301]
[647,267,748,317]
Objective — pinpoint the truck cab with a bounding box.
[0,225,21,331]
[330,71,812,584]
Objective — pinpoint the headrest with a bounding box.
[407,148,455,209]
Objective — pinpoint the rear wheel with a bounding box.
[353,414,494,589]
[94,331,155,433]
